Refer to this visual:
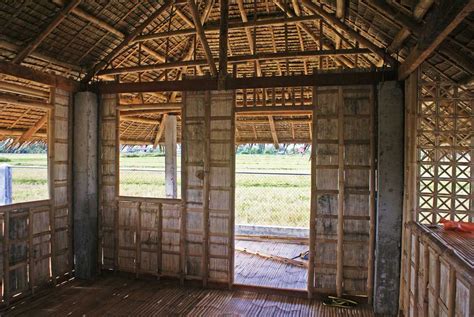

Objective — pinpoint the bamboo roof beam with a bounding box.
[12,0,82,64]
[236,0,262,77]
[97,48,370,76]
[398,0,473,80]
[154,114,168,148]
[187,0,217,76]
[0,81,49,99]
[301,0,398,67]
[121,116,160,125]
[82,0,174,83]
[17,114,48,143]
[0,93,53,110]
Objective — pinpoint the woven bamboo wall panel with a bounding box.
[51,88,73,278]
[401,223,473,317]
[99,93,119,270]
[182,90,234,285]
[0,200,53,305]
[310,86,375,298]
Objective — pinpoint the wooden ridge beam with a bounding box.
[0,93,53,110]
[0,61,79,91]
[187,0,217,76]
[301,0,398,67]
[133,14,321,42]
[18,114,48,143]
[82,0,173,83]
[12,0,82,64]
[398,0,474,80]
[97,48,371,76]
[98,69,396,93]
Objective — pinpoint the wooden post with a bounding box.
[336,87,344,297]
[3,211,9,305]
[165,115,177,198]
[367,85,376,304]
[308,87,317,298]
[202,91,211,287]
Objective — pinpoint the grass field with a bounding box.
[0,153,311,227]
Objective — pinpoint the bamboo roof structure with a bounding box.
[0,0,472,145]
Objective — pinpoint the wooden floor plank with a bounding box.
[3,275,376,316]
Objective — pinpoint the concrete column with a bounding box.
[374,81,404,315]
[165,115,177,198]
[0,164,12,205]
[73,91,98,279]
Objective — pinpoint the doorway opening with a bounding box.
[233,144,311,290]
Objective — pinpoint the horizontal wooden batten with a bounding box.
[97,49,371,76]
[117,102,182,111]
[98,70,396,93]
[0,81,49,99]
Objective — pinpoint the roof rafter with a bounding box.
[398,0,474,80]
[18,114,48,143]
[301,0,398,67]
[187,0,217,76]
[12,0,82,64]
[82,0,174,83]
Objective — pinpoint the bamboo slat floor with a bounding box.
[2,275,377,316]
[234,239,308,290]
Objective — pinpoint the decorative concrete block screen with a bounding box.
[416,71,473,224]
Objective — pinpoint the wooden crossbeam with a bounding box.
[18,114,48,143]
[0,93,53,110]
[187,0,217,77]
[117,102,181,111]
[0,61,79,91]
[97,48,370,76]
[301,0,398,67]
[0,81,49,99]
[82,0,173,83]
[12,0,81,64]
[398,0,473,80]
[98,69,396,93]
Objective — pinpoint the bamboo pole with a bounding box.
[307,86,317,298]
